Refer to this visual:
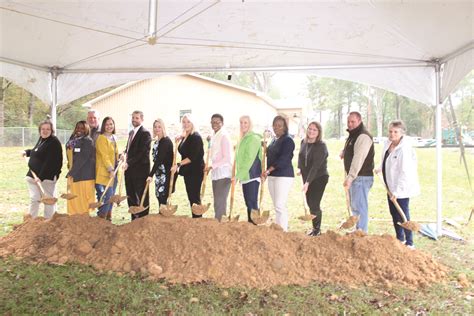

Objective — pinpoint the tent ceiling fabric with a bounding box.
[0,0,473,105]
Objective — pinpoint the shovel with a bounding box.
[128,181,150,214]
[250,137,270,225]
[60,177,77,200]
[191,139,211,216]
[221,154,239,222]
[159,141,179,217]
[30,170,58,205]
[376,171,420,232]
[109,165,127,205]
[298,191,316,221]
[89,161,123,209]
[339,187,359,229]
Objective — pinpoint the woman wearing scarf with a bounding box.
[23,120,63,219]
[66,120,96,215]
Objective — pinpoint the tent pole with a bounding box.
[147,0,158,44]
[50,67,59,130]
[435,63,443,237]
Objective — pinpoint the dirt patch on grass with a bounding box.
[0,214,447,289]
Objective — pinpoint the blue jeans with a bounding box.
[387,197,413,246]
[95,182,117,217]
[242,180,259,224]
[349,176,373,232]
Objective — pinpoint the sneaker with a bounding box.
[406,245,415,250]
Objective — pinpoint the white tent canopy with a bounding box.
[1,0,473,235]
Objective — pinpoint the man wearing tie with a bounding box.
[123,110,152,220]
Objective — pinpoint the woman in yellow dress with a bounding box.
[66,121,96,215]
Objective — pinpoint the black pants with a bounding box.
[242,180,260,224]
[182,173,203,218]
[306,175,329,233]
[125,172,149,221]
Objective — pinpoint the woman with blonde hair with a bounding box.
[66,120,96,215]
[147,118,174,206]
[171,114,204,217]
[235,115,262,224]
[297,121,329,236]
[95,116,119,220]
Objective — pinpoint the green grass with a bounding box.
[1,140,473,314]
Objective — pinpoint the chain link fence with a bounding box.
[0,127,73,147]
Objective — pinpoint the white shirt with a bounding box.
[380,136,420,198]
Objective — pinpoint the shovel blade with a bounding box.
[159,204,178,217]
[340,215,359,229]
[250,209,269,225]
[398,221,421,232]
[129,206,145,214]
[191,203,210,215]
[298,214,316,221]
[88,202,103,209]
[60,193,77,200]
[41,196,58,205]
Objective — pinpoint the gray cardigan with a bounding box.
[68,136,96,182]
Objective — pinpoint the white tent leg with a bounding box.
[50,68,59,130]
[435,63,443,237]
[147,0,158,44]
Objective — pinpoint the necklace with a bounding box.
[35,138,47,151]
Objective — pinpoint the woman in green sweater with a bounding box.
[235,115,262,224]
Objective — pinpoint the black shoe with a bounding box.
[307,229,321,237]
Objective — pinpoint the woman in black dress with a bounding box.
[171,114,204,218]
[147,119,173,206]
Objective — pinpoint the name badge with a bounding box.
[74,148,81,153]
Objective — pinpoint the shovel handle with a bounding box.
[30,170,46,196]
[139,181,150,207]
[165,140,179,205]
[258,138,268,208]
[302,190,310,215]
[229,155,236,218]
[200,140,212,198]
[99,161,123,203]
[344,187,352,217]
[375,171,408,222]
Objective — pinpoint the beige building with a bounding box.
[83,74,279,138]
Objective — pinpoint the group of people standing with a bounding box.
[23,109,419,247]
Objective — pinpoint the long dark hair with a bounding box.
[100,116,116,134]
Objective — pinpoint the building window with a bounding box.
[179,109,192,121]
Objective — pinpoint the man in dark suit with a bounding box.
[123,110,152,220]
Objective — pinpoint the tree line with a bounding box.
[1,72,472,137]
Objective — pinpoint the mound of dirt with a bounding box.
[0,214,447,289]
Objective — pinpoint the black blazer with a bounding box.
[178,132,204,176]
[125,126,152,177]
[149,136,173,176]
[67,136,96,182]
